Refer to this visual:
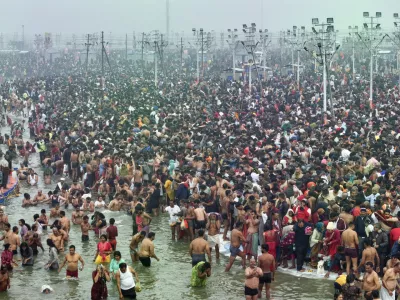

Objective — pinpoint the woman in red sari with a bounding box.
[263,223,277,259]
[323,222,341,259]
[93,234,112,265]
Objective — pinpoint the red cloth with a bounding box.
[106,225,118,240]
[91,270,108,299]
[390,228,400,247]
[66,269,78,278]
[109,239,117,251]
[325,229,341,259]
[264,231,277,259]
[1,250,13,268]
[97,241,112,258]
[295,207,310,221]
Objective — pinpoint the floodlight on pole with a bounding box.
[312,18,319,25]
[227,28,239,80]
[360,11,385,102]
[327,18,334,24]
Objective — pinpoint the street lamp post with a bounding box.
[348,25,358,80]
[259,29,269,80]
[192,28,202,82]
[285,26,306,90]
[357,12,384,103]
[306,17,339,117]
[241,23,262,95]
[227,29,239,81]
[394,13,400,87]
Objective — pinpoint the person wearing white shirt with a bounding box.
[94,197,107,208]
[164,200,181,240]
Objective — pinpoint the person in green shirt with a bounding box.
[109,251,126,278]
[191,261,211,287]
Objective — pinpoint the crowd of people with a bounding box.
[0,37,398,300]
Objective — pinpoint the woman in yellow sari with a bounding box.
[164,176,175,202]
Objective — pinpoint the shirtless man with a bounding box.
[58,245,85,278]
[59,211,71,234]
[185,202,196,241]
[0,266,10,292]
[0,224,15,254]
[194,202,207,233]
[22,193,34,207]
[108,197,123,211]
[341,222,359,275]
[50,205,61,218]
[189,229,211,267]
[138,232,159,267]
[258,244,276,300]
[206,213,220,260]
[133,165,143,191]
[80,215,91,242]
[362,261,381,300]
[384,254,400,274]
[71,207,84,225]
[220,189,231,241]
[70,150,79,181]
[33,190,49,204]
[245,258,263,300]
[129,231,146,262]
[358,239,380,273]
[214,174,232,201]
[225,222,247,272]
[9,226,20,255]
[246,210,260,261]
[381,262,400,299]
[0,209,9,231]
[49,227,64,251]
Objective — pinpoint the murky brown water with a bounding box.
[0,115,334,300]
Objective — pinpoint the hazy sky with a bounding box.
[1,0,398,38]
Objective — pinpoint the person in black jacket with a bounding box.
[354,207,372,258]
[372,223,389,276]
[293,219,312,272]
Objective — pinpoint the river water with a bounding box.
[0,116,334,300]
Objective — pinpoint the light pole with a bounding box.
[393,13,400,87]
[192,28,202,82]
[357,12,385,103]
[305,17,339,117]
[259,29,270,80]
[348,25,358,80]
[285,26,306,89]
[152,31,160,87]
[241,23,261,95]
[227,28,239,81]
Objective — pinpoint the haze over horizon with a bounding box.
[0,0,398,37]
